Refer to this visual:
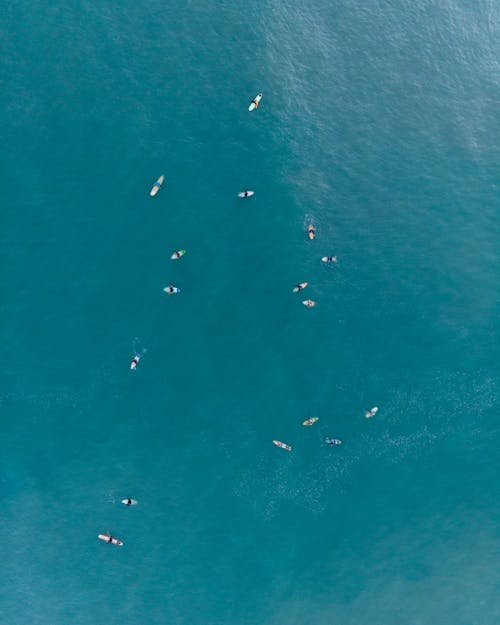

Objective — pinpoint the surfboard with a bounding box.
[302,417,319,426]
[293,282,308,293]
[248,93,262,111]
[238,190,255,198]
[302,299,316,307]
[273,440,292,451]
[307,224,315,240]
[170,250,186,260]
[163,286,181,294]
[121,499,138,506]
[150,175,164,196]
[98,534,123,546]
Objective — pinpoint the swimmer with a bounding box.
[365,406,378,418]
[130,355,140,370]
[325,437,342,446]
[321,255,337,263]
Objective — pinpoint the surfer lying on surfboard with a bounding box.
[130,355,140,370]
[293,282,308,293]
[248,93,262,111]
[273,440,292,451]
[302,299,316,308]
[238,190,254,198]
[365,407,378,418]
[302,417,319,426]
[150,175,164,196]
[98,533,123,546]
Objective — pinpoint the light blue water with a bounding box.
[1,1,499,624]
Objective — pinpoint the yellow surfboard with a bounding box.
[302,417,319,426]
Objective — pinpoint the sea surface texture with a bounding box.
[1,1,499,624]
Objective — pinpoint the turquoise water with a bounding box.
[1,1,499,624]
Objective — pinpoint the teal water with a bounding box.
[1,1,499,624]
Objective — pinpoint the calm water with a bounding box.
[1,1,499,624]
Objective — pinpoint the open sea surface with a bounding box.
[1,1,499,624]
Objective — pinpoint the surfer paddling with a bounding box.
[130,355,140,370]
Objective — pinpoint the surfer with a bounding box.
[365,407,378,419]
[293,283,307,292]
[130,355,140,370]
[307,224,315,240]
[98,533,123,546]
[302,299,316,308]
[122,498,137,506]
[238,190,255,198]
[170,250,186,260]
[163,285,180,295]
[325,437,342,446]
[248,93,262,111]
[150,175,164,197]
[322,255,337,263]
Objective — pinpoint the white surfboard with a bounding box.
[150,175,164,196]
[238,190,255,198]
[248,93,262,111]
[98,533,123,546]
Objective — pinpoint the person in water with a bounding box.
[325,437,341,446]
[326,256,337,263]
[123,499,133,506]
[295,284,305,292]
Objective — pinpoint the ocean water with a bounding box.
[1,1,499,624]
